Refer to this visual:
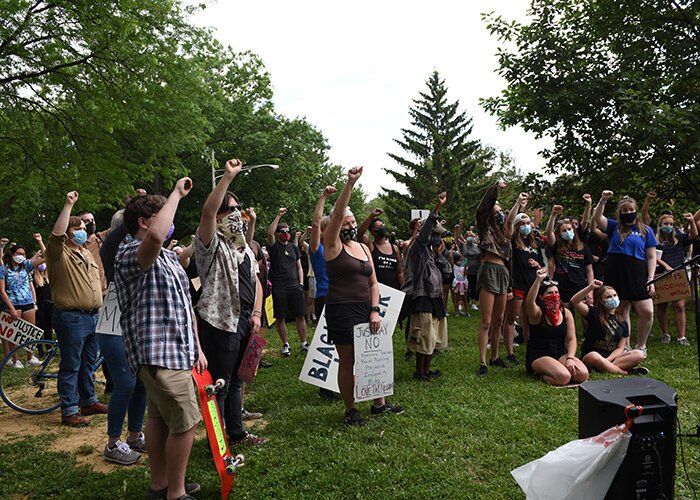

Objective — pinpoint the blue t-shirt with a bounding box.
[309,243,328,299]
[605,218,657,261]
[0,261,34,306]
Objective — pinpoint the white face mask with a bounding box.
[217,209,248,262]
[12,255,25,265]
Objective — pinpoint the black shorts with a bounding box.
[325,302,370,346]
[605,253,649,301]
[314,296,326,321]
[10,303,36,312]
[272,287,306,319]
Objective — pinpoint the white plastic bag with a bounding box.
[511,425,630,500]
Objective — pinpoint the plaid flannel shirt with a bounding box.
[114,240,197,374]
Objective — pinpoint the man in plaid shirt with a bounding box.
[115,177,207,500]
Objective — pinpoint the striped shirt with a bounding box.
[114,240,197,374]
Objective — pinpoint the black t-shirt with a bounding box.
[268,241,300,290]
[511,237,545,291]
[238,254,255,309]
[299,246,309,276]
[549,243,594,295]
[581,307,629,357]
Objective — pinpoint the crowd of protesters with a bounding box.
[2,163,700,499]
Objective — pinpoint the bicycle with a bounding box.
[0,339,104,415]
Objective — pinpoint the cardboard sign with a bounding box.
[411,209,430,221]
[298,284,406,393]
[353,322,394,402]
[237,333,268,384]
[264,296,275,326]
[0,311,44,348]
[652,270,691,304]
[96,282,122,336]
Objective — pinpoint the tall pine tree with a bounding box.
[382,71,495,234]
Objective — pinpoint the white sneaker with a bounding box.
[677,337,691,347]
[660,333,671,344]
[4,359,15,368]
[635,345,648,358]
[281,343,291,357]
[27,357,42,366]
[12,360,24,369]
[471,304,479,311]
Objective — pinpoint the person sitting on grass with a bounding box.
[570,280,648,375]
[525,268,589,386]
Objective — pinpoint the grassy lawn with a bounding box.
[0,309,699,499]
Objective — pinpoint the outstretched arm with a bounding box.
[581,193,593,229]
[593,190,614,232]
[545,205,563,247]
[526,268,547,324]
[358,208,383,248]
[311,186,336,253]
[267,207,287,247]
[324,167,363,259]
[200,159,242,248]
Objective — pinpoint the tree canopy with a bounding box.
[483,0,700,209]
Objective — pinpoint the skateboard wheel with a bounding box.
[214,378,226,390]
[235,454,245,464]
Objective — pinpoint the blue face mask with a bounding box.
[660,226,673,235]
[495,212,506,225]
[519,224,532,236]
[72,229,88,246]
[604,296,620,310]
[561,229,574,242]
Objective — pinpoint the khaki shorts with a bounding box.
[476,261,510,295]
[408,313,447,355]
[138,366,201,434]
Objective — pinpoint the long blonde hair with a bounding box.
[655,214,677,246]
[33,260,48,288]
[615,197,647,243]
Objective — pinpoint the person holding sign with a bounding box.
[654,212,697,346]
[194,159,268,447]
[571,280,647,375]
[405,192,449,381]
[324,167,403,426]
[593,191,657,356]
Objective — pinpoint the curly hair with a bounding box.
[124,195,167,237]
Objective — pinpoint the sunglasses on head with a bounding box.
[542,279,559,287]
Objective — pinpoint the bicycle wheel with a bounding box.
[0,340,61,415]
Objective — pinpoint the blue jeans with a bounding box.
[98,334,147,438]
[53,309,99,417]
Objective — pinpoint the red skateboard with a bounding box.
[192,368,245,500]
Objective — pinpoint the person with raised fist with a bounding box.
[114,178,207,499]
[45,191,108,427]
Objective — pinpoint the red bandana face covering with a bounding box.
[542,293,561,324]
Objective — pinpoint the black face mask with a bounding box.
[620,212,637,224]
[373,226,387,239]
[85,222,96,235]
[340,227,357,242]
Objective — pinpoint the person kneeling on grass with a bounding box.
[570,280,648,375]
[525,268,589,386]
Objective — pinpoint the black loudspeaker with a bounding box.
[579,377,678,499]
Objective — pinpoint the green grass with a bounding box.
[0,310,699,499]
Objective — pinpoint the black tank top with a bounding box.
[371,243,399,289]
[528,315,567,349]
[326,244,371,304]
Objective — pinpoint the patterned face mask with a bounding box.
[218,210,248,257]
[542,293,561,324]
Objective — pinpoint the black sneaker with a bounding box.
[426,370,442,379]
[344,408,364,426]
[413,372,430,382]
[489,357,511,368]
[371,402,404,415]
[628,366,650,376]
[405,351,414,361]
[259,359,273,368]
[507,354,519,366]
[147,483,201,500]
[477,364,488,377]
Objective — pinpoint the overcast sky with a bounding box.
[192,0,549,198]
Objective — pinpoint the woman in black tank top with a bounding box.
[323,167,403,426]
[357,209,405,290]
[525,268,588,386]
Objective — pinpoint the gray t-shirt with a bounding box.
[461,243,482,276]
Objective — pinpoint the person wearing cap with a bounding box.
[406,192,449,381]
[474,182,526,376]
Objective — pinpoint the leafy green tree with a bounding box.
[483,0,700,205]
[381,71,496,235]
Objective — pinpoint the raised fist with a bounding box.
[66,191,79,205]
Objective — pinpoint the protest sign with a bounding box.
[299,284,405,393]
[353,322,394,402]
[0,311,44,348]
[652,270,691,304]
[411,209,430,221]
[96,282,122,335]
[265,296,275,326]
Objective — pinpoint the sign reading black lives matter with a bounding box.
[298,284,405,394]
[96,282,122,336]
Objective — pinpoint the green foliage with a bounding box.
[381,71,498,235]
[0,0,351,248]
[483,0,700,207]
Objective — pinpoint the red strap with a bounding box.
[622,404,644,432]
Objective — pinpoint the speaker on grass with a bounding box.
[579,377,678,499]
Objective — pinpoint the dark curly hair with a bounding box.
[124,195,167,237]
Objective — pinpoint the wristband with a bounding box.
[252,310,262,318]
[370,306,380,313]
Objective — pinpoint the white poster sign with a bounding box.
[353,322,394,402]
[411,209,430,221]
[298,284,405,393]
[96,282,122,336]
[0,311,44,348]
